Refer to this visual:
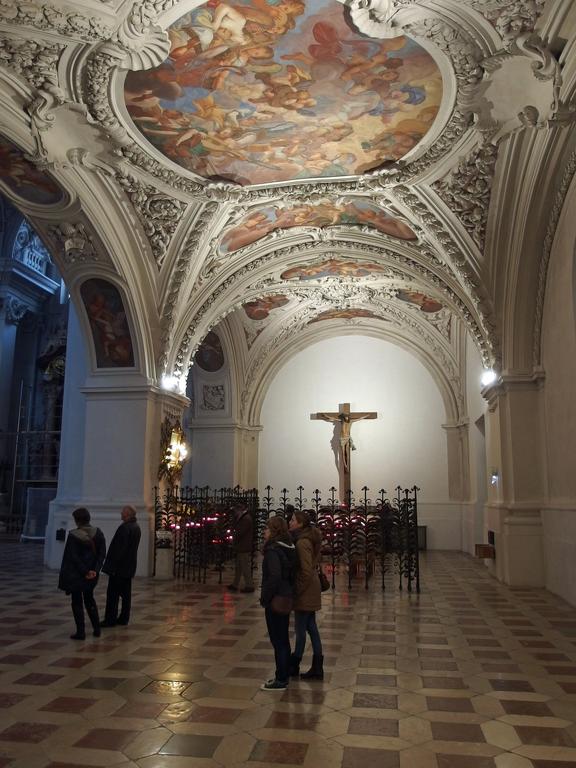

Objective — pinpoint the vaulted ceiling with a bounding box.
[0,0,575,420]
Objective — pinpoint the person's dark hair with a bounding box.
[285,503,295,523]
[267,514,289,542]
[294,509,311,528]
[73,507,90,526]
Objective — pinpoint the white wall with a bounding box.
[540,177,576,606]
[259,336,452,540]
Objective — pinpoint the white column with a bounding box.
[46,310,189,574]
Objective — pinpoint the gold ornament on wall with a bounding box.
[158,417,188,485]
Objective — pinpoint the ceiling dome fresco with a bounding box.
[124,0,443,185]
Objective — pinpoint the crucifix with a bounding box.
[310,402,377,503]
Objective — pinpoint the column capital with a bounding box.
[481,368,545,410]
[441,418,469,431]
[0,295,30,325]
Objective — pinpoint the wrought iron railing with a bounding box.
[154,485,420,592]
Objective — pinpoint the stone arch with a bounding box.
[244,322,462,428]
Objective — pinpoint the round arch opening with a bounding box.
[258,334,449,502]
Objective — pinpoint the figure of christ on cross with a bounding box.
[310,403,377,503]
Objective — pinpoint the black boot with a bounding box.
[86,603,101,638]
[289,653,301,678]
[300,654,324,680]
[71,602,85,640]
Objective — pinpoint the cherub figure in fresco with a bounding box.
[340,46,403,86]
[211,3,250,45]
[396,289,443,313]
[242,295,289,320]
[221,209,271,252]
[352,204,416,240]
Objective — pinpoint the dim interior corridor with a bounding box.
[0,544,575,768]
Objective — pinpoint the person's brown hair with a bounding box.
[73,507,90,526]
[294,510,311,528]
[267,514,289,541]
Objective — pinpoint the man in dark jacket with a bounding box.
[100,505,141,627]
[228,502,254,593]
[58,507,106,640]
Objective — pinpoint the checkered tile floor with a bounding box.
[0,542,576,767]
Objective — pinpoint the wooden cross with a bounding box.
[310,403,377,503]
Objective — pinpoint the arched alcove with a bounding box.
[258,334,462,549]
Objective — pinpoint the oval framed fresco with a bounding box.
[242,295,290,320]
[194,331,225,372]
[309,308,384,323]
[281,258,391,281]
[0,135,64,206]
[220,199,417,254]
[396,289,443,313]
[124,0,443,185]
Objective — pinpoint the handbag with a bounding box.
[270,594,293,615]
[318,566,330,592]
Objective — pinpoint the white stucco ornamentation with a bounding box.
[116,172,188,269]
[47,221,110,268]
[471,0,546,41]
[433,143,499,250]
[0,36,64,93]
[346,0,404,39]
[159,202,220,373]
[462,34,562,141]
[0,0,112,40]
[171,237,492,379]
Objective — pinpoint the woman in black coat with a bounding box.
[260,515,296,691]
[58,507,106,640]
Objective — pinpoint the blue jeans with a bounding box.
[294,610,323,658]
[265,607,291,683]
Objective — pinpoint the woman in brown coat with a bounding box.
[289,510,324,680]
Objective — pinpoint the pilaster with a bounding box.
[46,316,189,574]
[442,420,471,502]
[482,371,546,586]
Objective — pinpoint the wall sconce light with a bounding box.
[481,369,497,387]
[158,418,188,485]
[490,470,499,486]
[165,429,188,471]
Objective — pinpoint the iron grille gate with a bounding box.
[154,485,420,592]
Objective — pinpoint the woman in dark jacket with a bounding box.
[260,515,296,691]
[58,507,106,640]
[289,510,324,679]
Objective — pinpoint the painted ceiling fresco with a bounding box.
[220,200,417,253]
[281,258,391,280]
[243,295,290,320]
[80,279,135,368]
[0,135,63,206]
[124,0,443,185]
[396,289,443,313]
[309,308,383,323]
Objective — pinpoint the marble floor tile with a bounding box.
[1,544,576,768]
